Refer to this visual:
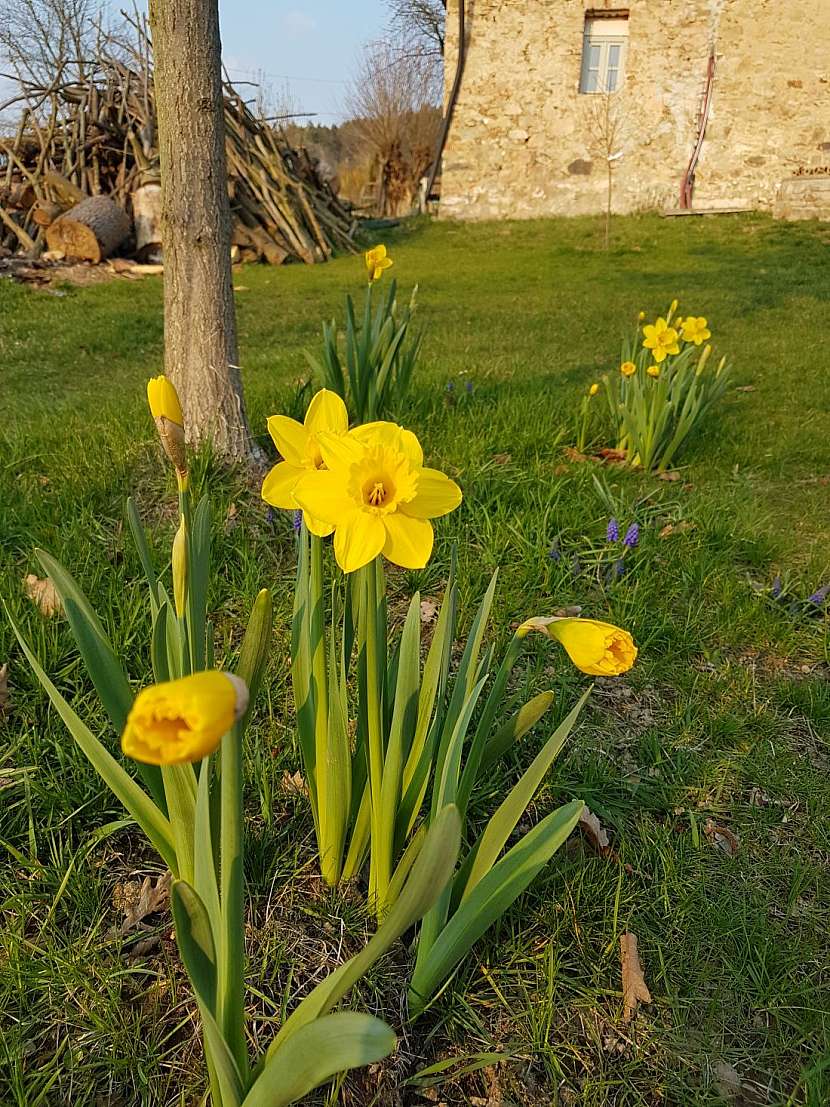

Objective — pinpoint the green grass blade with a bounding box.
[245,1013,395,1107]
[171,879,218,1012]
[125,497,159,612]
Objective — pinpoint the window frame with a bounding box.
[579,22,629,95]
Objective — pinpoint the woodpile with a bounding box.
[0,35,356,266]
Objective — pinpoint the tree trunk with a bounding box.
[148,0,257,464]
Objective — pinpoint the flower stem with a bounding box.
[363,556,388,917]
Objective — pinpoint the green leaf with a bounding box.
[244,1013,395,1107]
[171,880,218,1012]
[126,497,159,612]
[479,690,555,774]
[188,494,212,671]
[408,799,584,1016]
[269,804,460,1056]
[461,688,590,900]
[4,604,177,873]
[235,589,273,732]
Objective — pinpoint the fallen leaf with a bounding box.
[420,597,439,624]
[658,520,695,539]
[578,805,611,854]
[24,574,62,616]
[563,446,589,463]
[658,470,682,482]
[0,663,8,717]
[735,385,756,393]
[491,452,512,465]
[596,447,628,464]
[620,931,651,1021]
[713,1060,743,1100]
[225,501,239,533]
[281,769,307,797]
[111,872,172,936]
[704,818,740,856]
[233,285,249,292]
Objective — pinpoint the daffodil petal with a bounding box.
[382,513,433,569]
[267,415,307,466]
[401,468,462,519]
[294,470,348,525]
[334,510,386,573]
[261,461,303,508]
[352,421,424,465]
[317,430,364,471]
[304,511,334,538]
[304,389,349,436]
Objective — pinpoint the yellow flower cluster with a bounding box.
[262,389,462,574]
[639,303,712,362]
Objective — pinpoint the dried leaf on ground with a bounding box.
[420,597,440,624]
[620,931,651,1021]
[281,769,307,797]
[714,1061,743,1100]
[735,385,756,393]
[0,663,8,717]
[704,818,740,856]
[658,470,683,482]
[111,872,172,936]
[23,574,63,616]
[225,501,239,533]
[491,452,512,465]
[596,447,628,464]
[658,520,696,539]
[562,446,589,463]
[578,805,611,855]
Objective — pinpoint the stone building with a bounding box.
[439,0,830,220]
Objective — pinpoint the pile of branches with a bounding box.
[0,25,356,265]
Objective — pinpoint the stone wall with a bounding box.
[439,0,830,220]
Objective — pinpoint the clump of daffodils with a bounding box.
[584,299,731,472]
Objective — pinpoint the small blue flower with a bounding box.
[265,507,277,527]
[548,540,561,562]
[446,380,455,393]
[465,380,474,394]
[606,517,620,543]
[623,522,640,549]
[769,575,783,599]
[570,554,582,576]
[807,584,829,606]
[292,509,303,533]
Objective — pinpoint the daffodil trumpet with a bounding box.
[597,300,732,472]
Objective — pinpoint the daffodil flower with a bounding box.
[122,671,249,765]
[589,382,600,396]
[365,244,393,283]
[261,389,349,537]
[517,615,637,676]
[681,316,711,345]
[647,365,661,378]
[620,361,637,377]
[293,421,462,573]
[642,317,680,363]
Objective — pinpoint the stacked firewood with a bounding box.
[0,48,356,265]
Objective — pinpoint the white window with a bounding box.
[580,15,629,93]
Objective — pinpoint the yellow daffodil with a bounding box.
[637,311,645,322]
[681,316,711,345]
[642,317,680,363]
[647,365,661,378]
[172,516,187,618]
[147,375,187,479]
[517,616,637,676]
[589,382,600,396]
[261,389,349,537]
[293,421,461,573]
[620,361,637,377]
[122,671,249,765]
[365,244,393,283]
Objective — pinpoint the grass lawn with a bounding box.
[1,213,829,1106]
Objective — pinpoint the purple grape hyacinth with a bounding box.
[623,522,640,549]
[807,584,830,607]
[292,509,303,533]
[606,517,620,543]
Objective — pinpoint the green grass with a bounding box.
[1,212,829,1106]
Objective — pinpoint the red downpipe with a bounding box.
[425,0,466,202]
[680,49,716,209]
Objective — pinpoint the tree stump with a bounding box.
[45,196,131,262]
[132,183,162,261]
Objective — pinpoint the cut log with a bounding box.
[31,200,65,228]
[132,182,162,261]
[45,195,131,262]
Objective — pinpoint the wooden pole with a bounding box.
[147,0,257,464]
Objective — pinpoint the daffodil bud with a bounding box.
[172,515,187,619]
[121,671,249,765]
[147,375,188,481]
[589,382,599,397]
[696,344,712,376]
[517,615,637,676]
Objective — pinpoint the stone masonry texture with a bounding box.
[439,0,830,220]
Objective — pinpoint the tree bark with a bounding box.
[148,0,256,464]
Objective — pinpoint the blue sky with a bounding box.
[220,1,388,122]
